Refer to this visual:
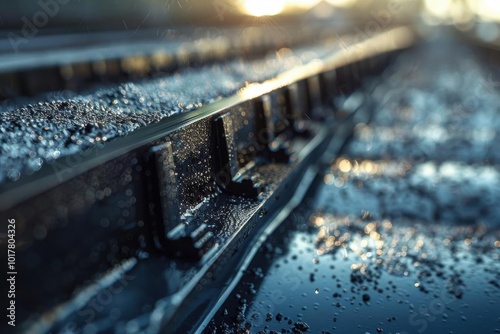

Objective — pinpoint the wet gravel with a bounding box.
[206,38,500,333]
[0,43,336,184]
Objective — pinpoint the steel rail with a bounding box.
[0,25,420,334]
[0,26,417,210]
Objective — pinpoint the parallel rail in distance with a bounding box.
[0,22,352,99]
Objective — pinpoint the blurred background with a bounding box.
[1,0,500,53]
[0,0,498,33]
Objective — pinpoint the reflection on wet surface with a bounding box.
[321,158,500,225]
[208,215,499,333]
[206,38,500,333]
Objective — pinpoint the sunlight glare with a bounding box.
[242,0,286,16]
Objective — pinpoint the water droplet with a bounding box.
[7,169,21,181]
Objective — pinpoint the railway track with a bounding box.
[0,25,419,333]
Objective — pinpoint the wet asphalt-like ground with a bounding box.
[205,38,500,333]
